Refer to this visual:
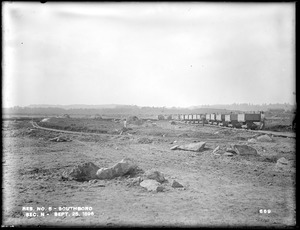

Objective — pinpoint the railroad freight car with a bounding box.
[216,114,225,125]
[237,113,261,122]
[184,114,189,121]
[206,114,210,121]
[238,113,261,129]
[210,113,216,125]
[192,114,197,123]
[225,114,240,128]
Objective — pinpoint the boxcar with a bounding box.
[225,114,238,122]
[206,114,210,120]
[216,114,225,121]
[237,113,261,123]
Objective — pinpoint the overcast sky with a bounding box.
[2,2,295,108]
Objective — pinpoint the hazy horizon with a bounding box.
[3,2,296,108]
[4,102,295,110]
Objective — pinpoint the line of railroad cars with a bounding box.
[176,112,264,130]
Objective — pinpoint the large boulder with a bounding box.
[232,144,258,156]
[176,142,206,152]
[140,179,164,192]
[143,169,166,183]
[63,162,100,181]
[257,135,273,142]
[96,158,137,180]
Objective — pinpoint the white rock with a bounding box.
[212,146,220,154]
[257,135,273,142]
[277,157,288,165]
[140,179,164,192]
[170,145,179,150]
[177,142,206,152]
[96,158,137,180]
[248,138,257,143]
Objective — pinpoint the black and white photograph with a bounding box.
[2,2,296,227]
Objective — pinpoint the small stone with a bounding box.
[171,180,184,188]
[212,146,220,154]
[223,152,234,156]
[95,184,105,187]
[277,157,288,165]
[248,138,257,143]
[170,145,179,150]
[232,144,258,156]
[143,169,165,183]
[225,147,236,154]
[131,176,143,185]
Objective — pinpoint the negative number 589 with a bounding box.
[259,209,271,214]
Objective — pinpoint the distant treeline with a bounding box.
[197,103,295,112]
[3,103,295,116]
[3,106,230,116]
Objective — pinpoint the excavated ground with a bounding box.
[2,119,296,227]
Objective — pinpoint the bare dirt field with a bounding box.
[2,118,296,227]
